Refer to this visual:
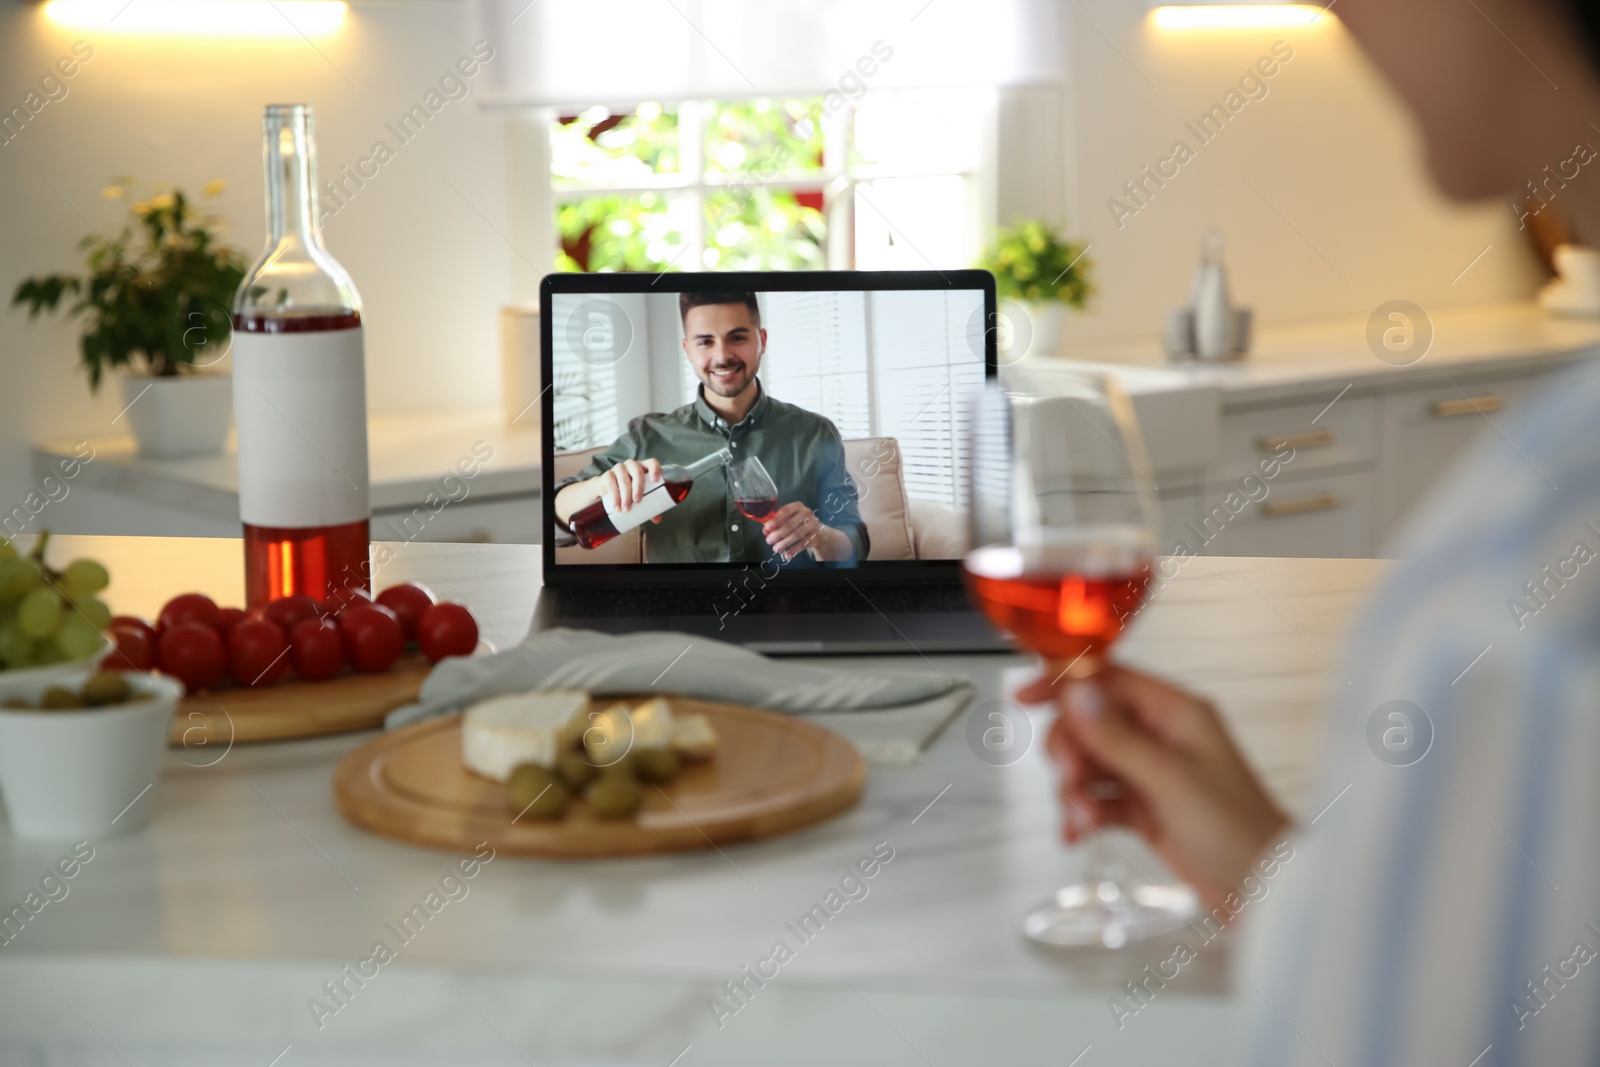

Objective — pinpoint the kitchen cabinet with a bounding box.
[1375,370,1538,546]
[1196,469,1376,558]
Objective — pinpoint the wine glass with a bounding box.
[729,456,786,555]
[962,374,1197,948]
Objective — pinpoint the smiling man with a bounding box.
[553,291,868,565]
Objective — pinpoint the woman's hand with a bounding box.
[1016,665,1291,909]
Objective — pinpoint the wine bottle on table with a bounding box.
[231,103,371,609]
[569,447,733,550]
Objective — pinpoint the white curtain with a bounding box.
[473,0,1066,109]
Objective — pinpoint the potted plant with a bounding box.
[12,179,248,458]
[976,219,1095,362]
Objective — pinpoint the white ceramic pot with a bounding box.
[0,669,181,840]
[998,300,1066,363]
[120,372,234,459]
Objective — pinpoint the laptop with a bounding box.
[533,269,1008,655]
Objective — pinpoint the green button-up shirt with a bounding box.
[558,384,869,566]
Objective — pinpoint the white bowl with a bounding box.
[0,668,180,841]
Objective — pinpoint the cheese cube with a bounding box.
[671,714,717,761]
[462,689,589,783]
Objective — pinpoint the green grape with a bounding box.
[53,616,101,661]
[0,621,28,667]
[34,640,66,665]
[62,558,110,598]
[74,595,112,631]
[17,587,62,639]
[0,559,42,601]
[0,539,15,563]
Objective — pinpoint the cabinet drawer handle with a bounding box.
[1262,492,1339,518]
[1257,430,1335,452]
[1431,395,1502,417]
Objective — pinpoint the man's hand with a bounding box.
[1015,665,1291,910]
[594,458,662,514]
[554,458,666,525]
[762,502,852,562]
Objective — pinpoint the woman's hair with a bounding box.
[1570,0,1600,65]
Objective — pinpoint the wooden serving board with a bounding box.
[333,697,866,858]
[169,655,431,748]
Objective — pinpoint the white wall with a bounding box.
[0,0,510,516]
[1054,2,1542,349]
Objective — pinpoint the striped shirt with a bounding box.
[1242,355,1600,1067]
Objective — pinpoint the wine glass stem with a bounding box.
[1083,826,1120,893]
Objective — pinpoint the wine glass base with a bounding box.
[1021,880,1198,949]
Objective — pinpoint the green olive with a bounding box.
[39,686,84,710]
[555,751,598,791]
[587,777,643,819]
[81,670,131,707]
[507,764,568,819]
[633,748,680,784]
[1,696,31,709]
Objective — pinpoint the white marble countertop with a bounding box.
[0,537,1387,1066]
[1025,300,1600,407]
[33,409,541,521]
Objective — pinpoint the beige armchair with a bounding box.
[551,437,962,564]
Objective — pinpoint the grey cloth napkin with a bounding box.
[384,628,971,765]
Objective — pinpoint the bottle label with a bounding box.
[232,327,370,527]
[606,475,676,534]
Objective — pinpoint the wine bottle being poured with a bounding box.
[231,104,371,609]
[569,447,733,550]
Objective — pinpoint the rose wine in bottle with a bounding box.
[570,447,732,550]
[232,104,370,609]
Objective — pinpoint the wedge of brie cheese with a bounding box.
[462,689,589,783]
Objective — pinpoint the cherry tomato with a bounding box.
[338,606,404,673]
[106,619,156,672]
[289,617,344,681]
[332,586,373,611]
[417,602,478,664]
[376,582,436,642]
[158,621,225,693]
[158,593,221,634]
[226,618,289,687]
[216,607,248,639]
[262,595,320,636]
[110,616,157,647]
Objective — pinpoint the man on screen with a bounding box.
[553,291,869,565]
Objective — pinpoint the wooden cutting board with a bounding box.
[333,697,866,858]
[168,655,431,748]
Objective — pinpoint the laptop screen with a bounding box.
[542,271,996,576]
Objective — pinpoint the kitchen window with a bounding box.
[547,87,990,275]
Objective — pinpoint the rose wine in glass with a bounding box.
[569,447,731,550]
[728,456,789,554]
[963,375,1196,948]
[964,529,1152,675]
[232,104,370,609]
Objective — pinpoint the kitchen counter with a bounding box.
[31,409,541,542]
[1021,300,1600,407]
[0,536,1385,1066]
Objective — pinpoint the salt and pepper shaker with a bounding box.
[1164,230,1253,362]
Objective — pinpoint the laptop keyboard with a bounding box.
[556,581,976,618]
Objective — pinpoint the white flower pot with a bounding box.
[121,373,233,459]
[0,669,182,840]
[998,300,1066,363]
